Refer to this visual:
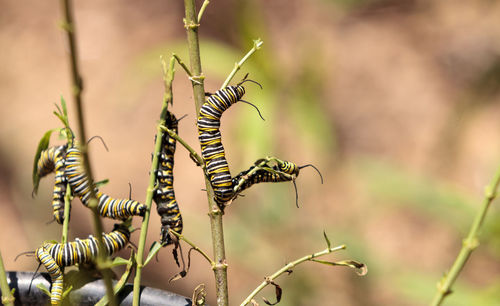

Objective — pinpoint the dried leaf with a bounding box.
[262,281,282,305]
[192,283,206,306]
[168,270,187,283]
[312,259,368,276]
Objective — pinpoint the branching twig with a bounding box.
[430,164,500,306]
[173,54,193,77]
[240,245,348,306]
[183,1,230,304]
[132,56,176,306]
[221,39,264,89]
[59,1,116,305]
[159,125,204,167]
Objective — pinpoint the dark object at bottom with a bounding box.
[2,271,192,306]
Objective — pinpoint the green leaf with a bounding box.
[144,241,163,266]
[95,179,109,188]
[36,283,51,296]
[32,129,56,194]
[60,96,68,118]
[323,231,331,249]
[109,256,130,267]
[61,285,73,299]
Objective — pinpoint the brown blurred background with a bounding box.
[1,0,500,305]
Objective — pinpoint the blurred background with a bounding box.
[1,0,500,305]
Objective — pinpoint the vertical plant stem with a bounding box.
[132,56,176,306]
[430,164,500,306]
[0,251,14,306]
[59,1,116,305]
[60,189,72,244]
[183,1,229,305]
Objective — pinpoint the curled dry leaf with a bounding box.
[262,281,282,305]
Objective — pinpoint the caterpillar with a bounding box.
[197,77,263,207]
[34,225,130,305]
[64,146,146,219]
[36,145,68,224]
[231,159,323,207]
[153,110,183,245]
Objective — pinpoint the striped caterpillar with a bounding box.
[197,77,263,208]
[64,146,146,219]
[35,224,130,304]
[153,110,183,245]
[36,145,68,224]
[232,158,323,207]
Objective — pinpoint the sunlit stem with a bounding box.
[430,164,500,306]
[221,39,264,89]
[240,245,346,306]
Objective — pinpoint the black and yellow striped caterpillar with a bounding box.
[153,111,183,245]
[232,158,323,207]
[35,224,130,305]
[197,78,263,208]
[64,146,146,219]
[36,145,69,224]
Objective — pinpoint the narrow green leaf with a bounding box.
[60,96,68,118]
[36,283,50,296]
[323,231,331,249]
[61,285,73,299]
[144,241,163,266]
[109,257,130,268]
[32,129,56,194]
[95,179,110,188]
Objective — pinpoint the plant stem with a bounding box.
[96,252,136,306]
[132,56,176,306]
[173,54,193,77]
[0,251,14,306]
[197,0,210,23]
[221,39,263,89]
[430,164,500,306]
[240,245,346,306]
[59,1,116,305]
[60,189,72,244]
[159,125,204,167]
[183,1,229,305]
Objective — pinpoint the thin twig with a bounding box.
[221,39,264,89]
[240,245,346,306]
[197,0,210,23]
[430,164,500,306]
[159,125,204,167]
[96,251,136,306]
[59,1,116,305]
[169,230,215,266]
[173,54,193,77]
[183,1,229,305]
[132,56,176,306]
[0,251,14,306]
